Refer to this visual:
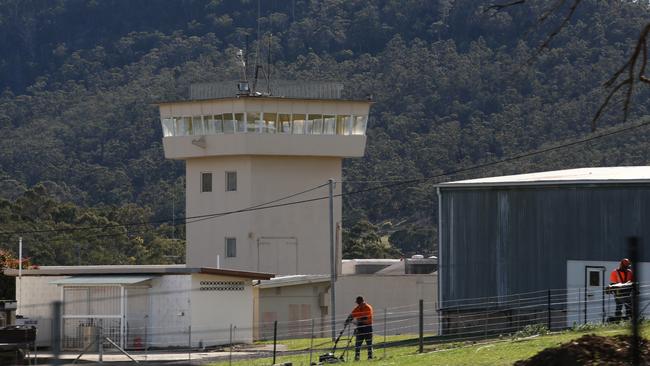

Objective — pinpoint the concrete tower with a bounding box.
[159,82,371,275]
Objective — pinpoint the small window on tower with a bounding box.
[201,172,212,193]
[225,237,237,257]
[226,171,237,192]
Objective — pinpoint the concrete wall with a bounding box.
[16,276,66,346]
[256,274,438,339]
[148,275,191,348]
[185,155,343,275]
[16,273,258,349]
[257,282,330,340]
[190,273,254,346]
[163,134,367,159]
[334,275,437,335]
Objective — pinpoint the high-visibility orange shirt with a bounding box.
[351,303,373,325]
[610,269,633,284]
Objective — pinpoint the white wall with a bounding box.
[190,274,254,346]
[566,260,650,327]
[148,275,191,348]
[257,282,330,340]
[16,276,66,346]
[185,155,342,275]
[255,274,438,339]
[334,275,438,335]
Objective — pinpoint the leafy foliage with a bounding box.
[0,0,649,264]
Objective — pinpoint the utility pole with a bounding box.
[328,179,336,340]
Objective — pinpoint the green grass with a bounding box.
[210,323,650,366]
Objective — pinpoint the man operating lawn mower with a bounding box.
[345,296,373,361]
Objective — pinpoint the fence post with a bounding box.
[229,324,233,366]
[309,318,315,366]
[98,319,103,365]
[188,325,192,363]
[51,301,62,365]
[144,317,148,360]
[419,299,424,353]
[272,320,278,364]
[583,286,587,325]
[547,289,551,331]
[383,308,387,359]
[629,236,640,366]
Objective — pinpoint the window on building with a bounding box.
[292,114,306,134]
[192,116,205,135]
[222,113,236,133]
[323,115,336,135]
[264,113,278,133]
[279,114,291,133]
[225,237,237,257]
[226,171,237,191]
[235,113,246,133]
[201,172,212,193]
[589,271,600,287]
[309,114,323,135]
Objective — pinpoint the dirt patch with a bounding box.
[514,334,650,366]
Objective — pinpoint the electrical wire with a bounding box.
[1,118,649,238]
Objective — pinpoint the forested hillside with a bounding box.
[0,0,649,264]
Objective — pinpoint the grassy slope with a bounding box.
[210,323,649,365]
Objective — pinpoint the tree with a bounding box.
[342,220,401,259]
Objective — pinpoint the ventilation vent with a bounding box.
[199,281,245,291]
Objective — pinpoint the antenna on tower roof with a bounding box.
[235,48,250,96]
[251,0,273,96]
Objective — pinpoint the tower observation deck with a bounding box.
[158,82,371,275]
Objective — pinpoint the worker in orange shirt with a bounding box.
[345,295,373,361]
[609,258,634,320]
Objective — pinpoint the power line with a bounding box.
[1,118,649,238]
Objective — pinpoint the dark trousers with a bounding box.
[615,291,633,319]
[354,325,373,359]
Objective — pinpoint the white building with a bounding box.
[256,258,437,340]
[159,88,371,275]
[7,265,271,349]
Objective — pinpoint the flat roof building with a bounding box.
[6,265,271,349]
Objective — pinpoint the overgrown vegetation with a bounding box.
[1,0,649,264]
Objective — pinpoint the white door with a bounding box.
[585,267,605,324]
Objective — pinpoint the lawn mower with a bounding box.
[313,320,355,364]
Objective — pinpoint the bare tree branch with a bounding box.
[593,23,650,131]
[538,0,566,23]
[486,0,650,132]
[484,0,525,13]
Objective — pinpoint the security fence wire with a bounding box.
[4,282,649,365]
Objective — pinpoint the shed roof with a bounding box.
[257,275,330,289]
[438,166,650,188]
[49,276,154,285]
[3,264,273,280]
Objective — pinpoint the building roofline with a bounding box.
[2,265,274,280]
[157,95,374,105]
[257,274,330,289]
[437,167,650,189]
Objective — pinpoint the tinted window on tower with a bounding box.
[226,171,237,191]
[201,172,212,192]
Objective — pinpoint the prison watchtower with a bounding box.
[159,81,371,275]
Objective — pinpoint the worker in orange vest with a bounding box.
[609,258,634,320]
[345,296,373,361]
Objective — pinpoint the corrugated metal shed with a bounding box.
[437,167,650,309]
